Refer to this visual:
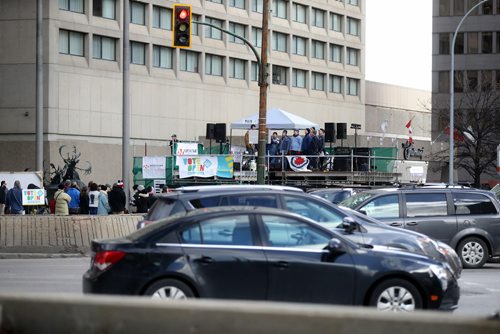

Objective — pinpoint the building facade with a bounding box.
[431,0,500,184]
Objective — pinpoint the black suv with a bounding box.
[341,187,500,268]
[138,185,461,277]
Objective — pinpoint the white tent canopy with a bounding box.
[230,108,319,130]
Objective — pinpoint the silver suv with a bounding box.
[341,187,500,268]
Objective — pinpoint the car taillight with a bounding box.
[93,251,125,271]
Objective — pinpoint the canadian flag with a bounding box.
[405,119,413,144]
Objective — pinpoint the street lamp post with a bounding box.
[449,0,487,185]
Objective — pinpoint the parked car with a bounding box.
[340,187,500,268]
[137,187,462,278]
[83,206,459,311]
[308,188,365,204]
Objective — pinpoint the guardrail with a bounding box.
[0,294,498,334]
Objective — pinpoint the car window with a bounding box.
[282,195,344,230]
[453,193,498,215]
[405,193,448,217]
[340,191,376,208]
[189,196,222,209]
[360,194,399,219]
[224,195,278,208]
[261,215,330,249]
[332,191,351,203]
[148,198,186,220]
[180,215,253,246]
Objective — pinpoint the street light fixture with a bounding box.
[448,0,488,185]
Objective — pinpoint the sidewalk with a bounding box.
[0,215,142,257]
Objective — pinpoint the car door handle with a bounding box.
[406,222,418,227]
[193,256,214,265]
[274,261,289,269]
[389,222,403,227]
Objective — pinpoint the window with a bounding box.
[405,193,448,217]
[482,32,492,53]
[251,61,259,81]
[330,75,342,94]
[346,17,360,36]
[347,47,359,66]
[272,32,288,52]
[192,14,200,36]
[180,50,199,72]
[180,215,253,246]
[292,3,307,23]
[312,8,325,28]
[453,0,464,15]
[330,44,343,63]
[347,0,359,5]
[439,0,450,16]
[272,0,288,19]
[454,32,464,54]
[93,35,116,60]
[153,45,173,69]
[481,70,492,91]
[466,0,479,15]
[252,0,263,13]
[205,17,223,40]
[292,69,307,88]
[59,0,84,13]
[312,72,325,91]
[252,27,262,48]
[229,22,246,44]
[467,70,478,91]
[330,13,342,32]
[59,30,85,56]
[467,32,478,54]
[439,33,450,54]
[130,41,145,64]
[205,54,224,76]
[229,58,246,80]
[223,195,278,207]
[438,71,450,93]
[93,0,115,19]
[497,32,500,53]
[230,0,245,9]
[360,194,399,219]
[311,40,325,59]
[153,6,172,30]
[207,0,223,3]
[282,195,344,230]
[454,70,464,92]
[482,1,493,14]
[272,65,288,85]
[347,78,359,96]
[130,1,145,25]
[261,215,330,248]
[454,193,498,215]
[292,36,306,56]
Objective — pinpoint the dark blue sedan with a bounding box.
[83,206,459,312]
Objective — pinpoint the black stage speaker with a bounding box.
[206,123,215,140]
[324,122,336,143]
[215,123,226,143]
[336,123,347,140]
[353,147,370,172]
[333,147,351,171]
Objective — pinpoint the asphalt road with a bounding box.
[0,257,498,316]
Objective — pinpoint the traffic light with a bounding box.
[172,4,192,48]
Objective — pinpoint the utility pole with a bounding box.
[257,0,270,184]
[36,0,43,173]
[122,0,131,208]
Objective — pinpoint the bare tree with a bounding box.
[432,79,500,187]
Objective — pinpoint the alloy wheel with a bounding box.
[375,286,416,312]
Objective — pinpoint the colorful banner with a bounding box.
[287,156,311,172]
[176,142,199,156]
[143,156,166,179]
[22,189,45,206]
[177,155,234,179]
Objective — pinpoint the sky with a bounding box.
[365,0,433,91]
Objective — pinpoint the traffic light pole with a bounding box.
[193,20,268,184]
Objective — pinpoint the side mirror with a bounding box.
[326,238,346,254]
[341,217,357,234]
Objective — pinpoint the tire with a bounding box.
[369,278,423,312]
[144,279,195,300]
[457,237,489,269]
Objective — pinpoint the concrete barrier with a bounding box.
[0,215,142,255]
[0,294,498,334]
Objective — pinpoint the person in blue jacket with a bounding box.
[5,180,24,215]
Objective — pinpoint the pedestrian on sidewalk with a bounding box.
[5,180,24,215]
[79,186,90,214]
[88,183,100,215]
[66,181,80,215]
[97,186,111,215]
[54,183,71,216]
[0,181,7,215]
[108,183,126,214]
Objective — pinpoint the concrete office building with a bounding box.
[431,0,500,184]
[0,0,367,183]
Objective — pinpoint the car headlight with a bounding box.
[429,264,450,291]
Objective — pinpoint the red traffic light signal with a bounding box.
[173,5,192,48]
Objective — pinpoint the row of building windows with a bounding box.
[437,70,500,93]
[438,31,500,54]
[439,0,500,16]
[58,28,361,67]
[60,0,362,37]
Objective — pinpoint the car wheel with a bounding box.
[369,279,423,312]
[144,279,195,300]
[457,237,489,269]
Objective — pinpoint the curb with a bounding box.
[0,253,88,259]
